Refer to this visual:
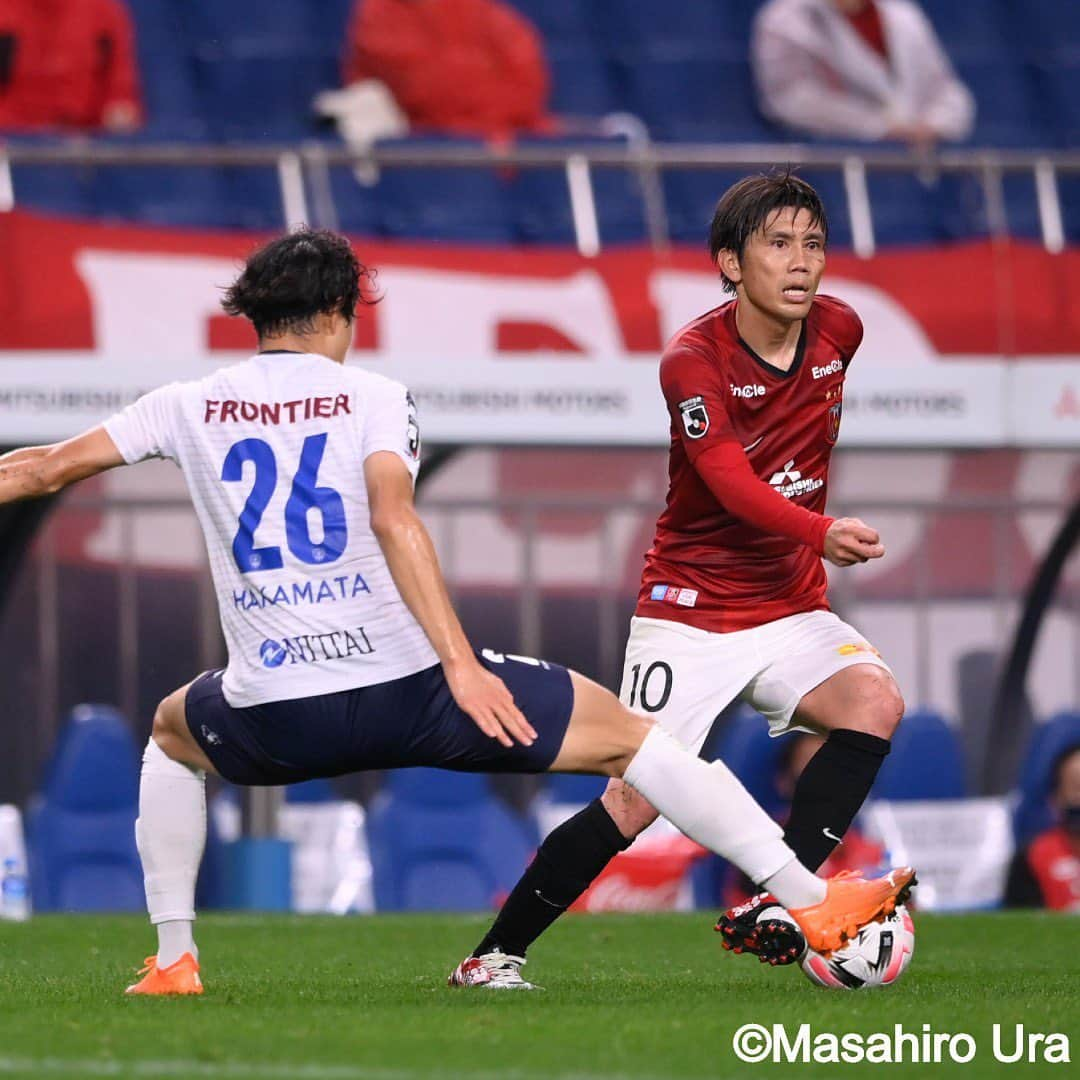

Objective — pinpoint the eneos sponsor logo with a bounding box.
[812,358,844,380]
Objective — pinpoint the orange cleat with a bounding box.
[125,953,203,996]
[789,867,917,957]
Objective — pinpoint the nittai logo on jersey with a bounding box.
[678,396,710,439]
[259,626,375,669]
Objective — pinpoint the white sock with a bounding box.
[135,737,206,967]
[622,726,827,909]
[761,858,827,910]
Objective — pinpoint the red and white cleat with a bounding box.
[715,892,806,966]
[448,951,537,990]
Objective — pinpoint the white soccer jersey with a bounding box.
[104,352,439,707]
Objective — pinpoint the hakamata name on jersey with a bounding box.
[103,353,439,707]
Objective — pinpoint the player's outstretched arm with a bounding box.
[364,451,536,748]
[0,427,125,505]
[691,443,885,567]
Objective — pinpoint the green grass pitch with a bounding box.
[0,912,1075,1079]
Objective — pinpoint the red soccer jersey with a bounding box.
[636,294,863,633]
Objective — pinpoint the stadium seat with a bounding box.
[510,136,647,245]
[591,0,735,55]
[25,706,143,912]
[190,48,338,141]
[366,768,538,911]
[954,58,1050,148]
[1012,712,1080,844]
[357,138,518,243]
[126,0,206,138]
[545,773,607,804]
[616,53,773,142]
[545,45,621,118]
[10,159,95,220]
[872,709,966,800]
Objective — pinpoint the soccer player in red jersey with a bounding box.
[451,171,905,989]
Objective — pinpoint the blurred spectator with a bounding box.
[751,0,975,150]
[723,734,886,907]
[1005,745,1080,912]
[341,0,552,140]
[0,0,143,132]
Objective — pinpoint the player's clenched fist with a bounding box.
[823,517,885,567]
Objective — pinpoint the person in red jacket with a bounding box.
[343,0,552,138]
[1006,744,1080,912]
[0,0,143,132]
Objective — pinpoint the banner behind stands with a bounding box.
[1,211,1078,447]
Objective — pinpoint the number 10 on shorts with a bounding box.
[628,661,673,713]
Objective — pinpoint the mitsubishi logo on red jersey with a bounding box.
[769,459,825,499]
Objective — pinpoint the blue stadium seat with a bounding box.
[866,173,988,247]
[1061,175,1080,244]
[1012,712,1080,844]
[546,773,607,804]
[1031,59,1080,150]
[26,706,143,912]
[508,0,596,45]
[616,53,771,141]
[872,710,966,800]
[191,48,338,140]
[337,137,517,243]
[546,45,620,117]
[126,0,205,138]
[1001,171,1044,241]
[662,168,745,245]
[955,59,1050,148]
[997,0,1080,52]
[10,158,95,219]
[510,137,647,245]
[919,1,1014,59]
[591,0,736,54]
[366,768,538,911]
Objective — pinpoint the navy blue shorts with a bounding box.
[185,651,575,786]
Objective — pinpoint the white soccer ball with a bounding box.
[800,905,915,989]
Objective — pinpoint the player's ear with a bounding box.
[716,248,742,288]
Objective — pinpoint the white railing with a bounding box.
[2,139,1078,257]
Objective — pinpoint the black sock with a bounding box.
[782,728,891,872]
[472,797,631,959]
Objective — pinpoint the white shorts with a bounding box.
[617,611,892,750]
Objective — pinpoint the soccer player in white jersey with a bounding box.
[0,229,913,995]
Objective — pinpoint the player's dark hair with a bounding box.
[221,227,377,338]
[708,168,828,294]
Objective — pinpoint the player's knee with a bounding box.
[602,709,654,778]
[601,779,659,837]
[151,698,187,761]
[857,669,904,740]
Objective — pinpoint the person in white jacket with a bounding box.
[752,0,975,149]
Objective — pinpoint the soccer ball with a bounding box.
[800,905,915,989]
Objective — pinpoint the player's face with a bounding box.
[723,207,826,323]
